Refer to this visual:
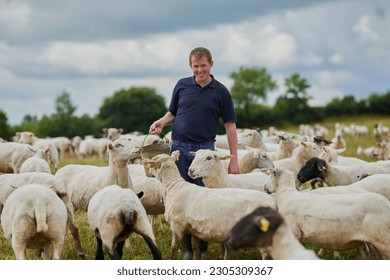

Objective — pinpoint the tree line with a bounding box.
[1,66,390,141]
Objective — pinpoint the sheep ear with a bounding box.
[171,150,180,161]
[218,155,231,161]
[143,161,160,169]
[9,184,17,189]
[336,148,346,154]
[190,151,196,157]
[318,161,327,172]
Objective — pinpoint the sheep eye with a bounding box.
[115,143,124,148]
[206,156,212,161]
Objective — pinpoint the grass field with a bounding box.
[1,114,389,260]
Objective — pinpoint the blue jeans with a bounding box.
[170,140,215,186]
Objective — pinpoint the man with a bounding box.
[149,47,239,259]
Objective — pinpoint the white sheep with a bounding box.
[87,184,162,260]
[238,147,274,174]
[376,140,390,160]
[318,146,368,166]
[1,183,68,260]
[0,172,85,259]
[55,137,141,213]
[237,129,279,152]
[51,136,75,159]
[102,127,123,141]
[143,151,276,260]
[273,141,321,179]
[329,129,346,149]
[225,206,319,260]
[188,149,270,191]
[17,131,60,172]
[19,147,52,174]
[297,157,390,186]
[264,167,390,259]
[0,142,36,173]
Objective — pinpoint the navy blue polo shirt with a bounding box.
[168,75,237,143]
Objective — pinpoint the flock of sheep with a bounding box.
[0,121,389,260]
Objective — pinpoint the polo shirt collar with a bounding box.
[191,74,216,88]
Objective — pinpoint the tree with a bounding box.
[98,87,167,133]
[0,109,11,140]
[229,67,277,127]
[274,73,317,124]
[55,91,77,119]
[230,67,277,110]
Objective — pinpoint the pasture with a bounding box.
[0,114,389,260]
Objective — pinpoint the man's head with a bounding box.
[189,47,213,65]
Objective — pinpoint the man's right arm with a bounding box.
[149,111,175,134]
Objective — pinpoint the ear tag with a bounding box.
[266,169,271,175]
[145,163,152,169]
[260,218,270,232]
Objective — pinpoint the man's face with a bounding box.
[189,55,213,84]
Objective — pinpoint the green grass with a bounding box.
[1,114,389,260]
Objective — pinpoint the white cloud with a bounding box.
[329,53,343,64]
[0,1,31,25]
[353,15,380,42]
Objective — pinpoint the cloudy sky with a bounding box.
[0,0,389,125]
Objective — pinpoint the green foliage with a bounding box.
[99,87,167,134]
[230,66,277,112]
[0,109,11,141]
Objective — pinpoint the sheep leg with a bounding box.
[171,233,181,260]
[11,237,26,260]
[65,205,85,259]
[140,234,162,260]
[116,241,126,260]
[95,236,105,260]
[191,236,201,260]
[42,246,51,260]
[220,244,229,260]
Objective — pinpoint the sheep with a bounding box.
[16,131,60,172]
[297,157,390,186]
[264,167,390,259]
[87,184,162,260]
[318,146,368,166]
[237,129,279,152]
[1,183,68,260]
[143,151,276,260]
[266,134,295,161]
[19,147,52,174]
[55,137,141,213]
[356,145,380,160]
[0,142,36,173]
[102,127,123,141]
[0,172,85,259]
[329,129,346,150]
[51,136,75,159]
[272,141,321,179]
[78,136,100,158]
[238,147,274,174]
[188,149,270,191]
[225,207,319,260]
[376,140,390,160]
[373,122,390,140]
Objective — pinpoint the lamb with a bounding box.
[1,183,68,260]
[0,142,36,173]
[188,149,270,191]
[297,157,390,186]
[143,151,276,260]
[16,131,60,172]
[318,146,367,166]
[0,172,85,259]
[55,137,141,213]
[87,185,162,260]
[51,136,75,159]
[19,147,52,174]
[264,167,390,259]
[225,207,319,260]
[266,134,295,161]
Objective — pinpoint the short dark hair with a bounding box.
[189,47,213,64]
